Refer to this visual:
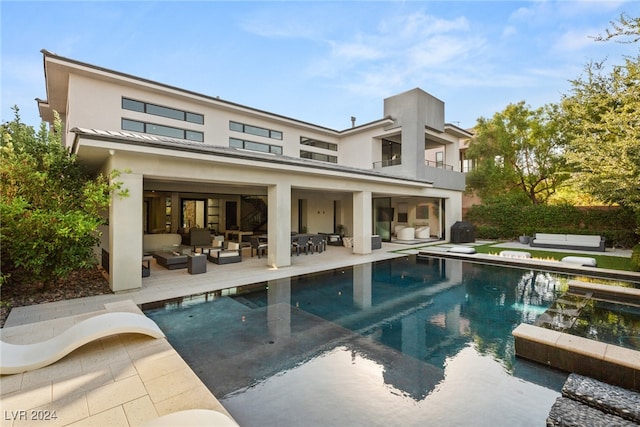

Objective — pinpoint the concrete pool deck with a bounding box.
[1,240,638,426]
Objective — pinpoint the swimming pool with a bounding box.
[145,256,578,426]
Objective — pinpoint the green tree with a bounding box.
[1,107,123,289]
[466,102,569,205]
[561,14,640,212]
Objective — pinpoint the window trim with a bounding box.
[122,118,204,142]
[122,97,204,125]
[300,136,337,152]
[229,137,282,155]
[229,121,283,140]
[300,150,338,164]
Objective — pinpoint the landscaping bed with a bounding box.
[0,267,111,328]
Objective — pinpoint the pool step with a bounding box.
[534,291,592,332]
[547,397,636,427]
[547,374,640,426]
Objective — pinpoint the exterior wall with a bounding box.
[338,127,381,170]
[383,88,446,179]
[65,74,366,167]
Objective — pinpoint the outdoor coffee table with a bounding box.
[153,251,188,270]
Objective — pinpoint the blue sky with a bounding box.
[2,1,638,130]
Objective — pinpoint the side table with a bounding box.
[188,253,207,274]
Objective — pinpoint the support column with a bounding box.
[268,182,291,268]
[352,191,372,254]
[109,172,143,292]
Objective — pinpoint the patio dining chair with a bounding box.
[292,235,310,255]
[308,234,325,254]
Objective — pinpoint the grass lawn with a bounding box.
[471,242,633,271]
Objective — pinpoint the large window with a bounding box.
[381,139,401,166]
[122,118,204,142]
[300,150,337,163]
[230,121,283,140]
[229,137,282,154]
[122,98,204,124]
[300,137,337,151]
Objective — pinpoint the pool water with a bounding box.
[537,292,640,350]
[145,256,579,426]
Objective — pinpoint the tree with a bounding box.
[561,15,640,212]
[465,102,569,205]
[1,107,124,289]
[593,13,640,44]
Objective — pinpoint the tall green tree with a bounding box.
[1,107,123,289]
[465,102,569,205]
[561,14,640,211]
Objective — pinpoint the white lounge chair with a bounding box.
[0,312,165,375]
[142,409,240,427]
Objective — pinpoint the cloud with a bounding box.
[502,26,517,38]
[304,11,486,97]
[554,28,601,51]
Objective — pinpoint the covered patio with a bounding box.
[75,128,460,295]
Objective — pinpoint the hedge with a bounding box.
[464,203,638,248]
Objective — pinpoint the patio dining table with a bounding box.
[224,230,254,243]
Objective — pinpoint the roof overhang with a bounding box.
[71,128,434,189]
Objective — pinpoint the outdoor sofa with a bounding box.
[143,233,183,254]
[529,233,606,252]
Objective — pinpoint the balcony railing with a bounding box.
[425,159,454,170]
[372,158,402,169]
[373,158,456,170]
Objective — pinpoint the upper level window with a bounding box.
[229,121,282,140]
[122,118,204,142]
[229,137,282,155]
[381,139,401,166]
[122,97,204,124]
[300,150,337,163]
[300,137,337,151]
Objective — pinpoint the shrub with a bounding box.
[1,108,125,290]
[465,200,639,248]
[631,244,640,272]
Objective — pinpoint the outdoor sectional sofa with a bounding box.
[529,233,606,252]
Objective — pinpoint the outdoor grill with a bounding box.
[450,221,475,243]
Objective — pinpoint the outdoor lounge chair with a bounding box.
[142,409,240,427]
[250,236,268,258]
[207,242,242,264]
[0,312,165,375]
[187,228,213,252]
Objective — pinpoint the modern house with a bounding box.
[36,49,473,293]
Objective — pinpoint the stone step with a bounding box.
[562,374,640,423]
[547,397,636,427]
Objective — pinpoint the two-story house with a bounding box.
[36,49,472,292]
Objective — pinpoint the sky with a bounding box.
[2,1,639,131]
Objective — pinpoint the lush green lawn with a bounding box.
[471,242,632,271]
